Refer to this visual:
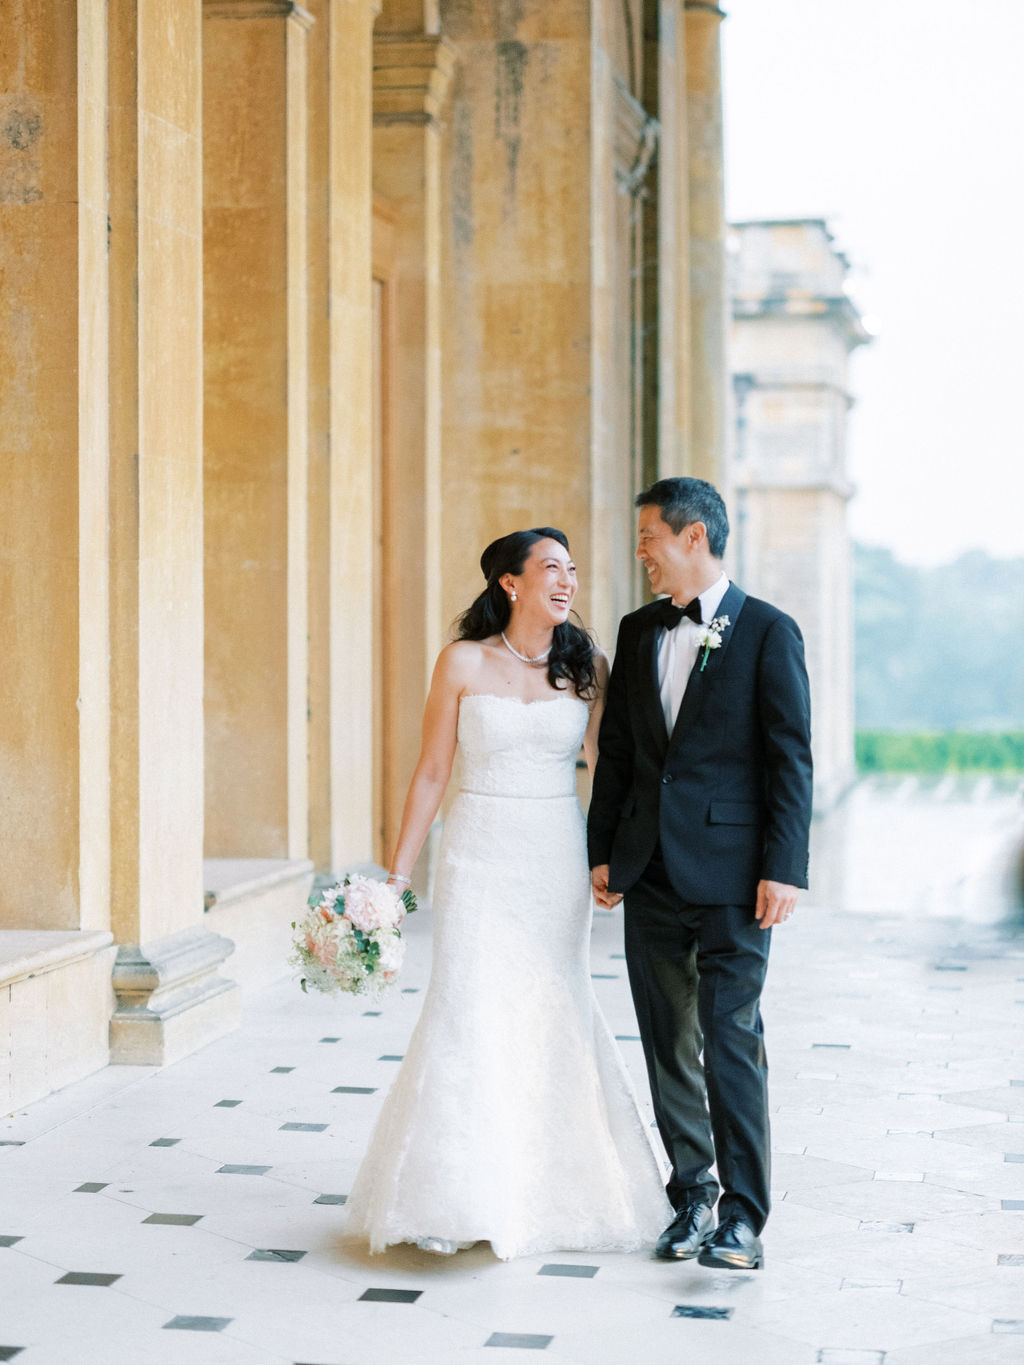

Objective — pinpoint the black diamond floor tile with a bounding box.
[358,1288,421,1303]
[485,1332,552,1349]
[812,1043,851,1050]
[163,1315,233,1332]
[379,1055,403,1061]
[0,1349,24,1361]
[1002,1200,1024,1210]
[998,1253,1024,1265]
[537,1264,598,1278]
[614,1035,641,1041]
[215,1099,242,1107]
[1005,1154,1024,1163]
[332,1086,376,1095]
[313,1193,347,1205]
[142,1213,203,1226]
[590,973,618,980]
[363,1011,382,1016]
[672,1305,733,1320]
[0,1236,24,1247]
[280,1122,328,1132]
[57,1272,122,1287]
[400,988,419,994]
[247,1248,308,1262]
[74,1183,108,1193]
[993,1320,1024,1333]
[319,1036,341,1043]
[217,1164,271,1175]
[270,1066,295,1073]
[0,1142,25,1148]
[150,1138,181,1147]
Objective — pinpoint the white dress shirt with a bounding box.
[657,572,730,736]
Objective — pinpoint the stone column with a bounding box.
[684,1,729,496]
[202,0,313,863]
[106,0,238,1064]
[372,24,454,864]
[328,0,379,869]
[655,0,693,479]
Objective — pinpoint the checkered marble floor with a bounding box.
[2,897,1024,1365]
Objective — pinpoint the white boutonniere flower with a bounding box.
[695,615,730,672]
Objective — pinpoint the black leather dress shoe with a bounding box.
[697,1216,764,1270]
[654,1202,714,1260]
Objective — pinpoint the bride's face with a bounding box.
[506,539,577,625]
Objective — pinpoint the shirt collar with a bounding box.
[672,571,729,622]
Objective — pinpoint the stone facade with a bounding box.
[1,0,729,1105]
[729,219,870,812]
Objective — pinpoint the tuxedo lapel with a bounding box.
[666,582,746,755]
[636,617,668,755]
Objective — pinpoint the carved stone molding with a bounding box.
[684,1,726,17]
[373,32,456,127]
[203,0,314,26]
[613,76,658,196]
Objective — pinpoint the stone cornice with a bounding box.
[684,2,726,17]
[373,32,456,126]
[203,0,314,26]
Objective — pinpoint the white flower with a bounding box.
[373,929,405,978]
[696,614,730,671]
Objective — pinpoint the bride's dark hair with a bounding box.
[455,527,598,699]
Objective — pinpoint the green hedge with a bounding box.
[855,731,1024,774]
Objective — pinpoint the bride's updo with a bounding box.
[455,527,598,699]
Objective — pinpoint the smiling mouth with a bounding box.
[550,594,570,608]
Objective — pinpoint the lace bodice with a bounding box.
[456,693,588,798]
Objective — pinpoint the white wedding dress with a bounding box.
[344,693,672,1260]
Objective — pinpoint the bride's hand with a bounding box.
[591,864,622,909]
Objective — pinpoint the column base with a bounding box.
[109,926,241,1066]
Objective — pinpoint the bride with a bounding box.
[344,527,671,1259]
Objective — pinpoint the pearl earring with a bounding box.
[510,590,517,601]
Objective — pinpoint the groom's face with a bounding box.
[636,506,694,601]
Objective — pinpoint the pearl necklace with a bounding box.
[501,631,551,665]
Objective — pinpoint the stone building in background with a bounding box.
[1,0,731,1109]
[729,219,870,811]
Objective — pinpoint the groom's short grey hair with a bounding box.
[635,478,730,559]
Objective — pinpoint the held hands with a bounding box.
[591,864,623,910]
[756,879,798,930]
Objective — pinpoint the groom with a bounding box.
[588,477,812,1270]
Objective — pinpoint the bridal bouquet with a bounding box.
[290,875,417,997]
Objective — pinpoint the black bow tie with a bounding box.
[656,597,703,630]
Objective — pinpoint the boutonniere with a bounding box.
[695,615,730,671]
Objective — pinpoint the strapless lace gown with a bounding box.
[344,693,672,1260]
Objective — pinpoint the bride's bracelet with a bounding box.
[388,872,411,885]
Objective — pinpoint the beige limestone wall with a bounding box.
[203,9,291,858]
[0,1,81,930]
[440,1,596,645]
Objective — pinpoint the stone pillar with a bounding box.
[203,1,312,863]
[372,23,454,863]
[684,1,729,496]
[329,0,379,869]
[106,0,238,1064]
[655,0,693,479]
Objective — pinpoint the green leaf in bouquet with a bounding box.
[300,978,308,993]
[306,890,321,908]
[401,888,418,914]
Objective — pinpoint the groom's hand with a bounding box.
[756,879,798,929]
[591,864,622,909]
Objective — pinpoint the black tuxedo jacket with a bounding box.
[587,583,813,906]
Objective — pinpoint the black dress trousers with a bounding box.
[624,842,772,1233]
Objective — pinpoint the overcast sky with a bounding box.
[722,0,1024,566]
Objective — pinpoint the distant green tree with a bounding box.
[854,544,1024,731]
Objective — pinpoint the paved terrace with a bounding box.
[2,885,1023,1364]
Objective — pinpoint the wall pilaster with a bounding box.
[372,30,454,864]
[106,0,238,1064]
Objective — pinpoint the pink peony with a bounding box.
[342,875,404,932]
